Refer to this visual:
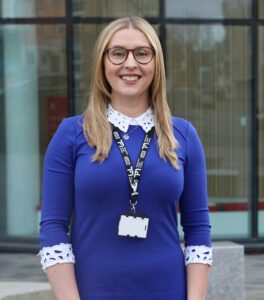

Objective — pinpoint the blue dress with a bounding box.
[39,115,211,300]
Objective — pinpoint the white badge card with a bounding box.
[118,214,149,239]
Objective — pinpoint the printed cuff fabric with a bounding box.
[184,245,212,266]
[38,243,75,272]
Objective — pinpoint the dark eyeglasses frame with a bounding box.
[104,46,155,65]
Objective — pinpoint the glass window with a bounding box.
[0,24,67,238]
[0,0,65,18]
[259,26,264,237]
[72,0,159,17]
[260,0,264,19]
[166,25,251,238]
[165,0,251,19]
[74,24,105,114]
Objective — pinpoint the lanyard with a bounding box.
[112,126,155,215]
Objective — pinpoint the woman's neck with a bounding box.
[110,98,149,118]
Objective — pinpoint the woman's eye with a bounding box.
[136,48,150,57]
[137,51,147,57]
[112,50,126,57]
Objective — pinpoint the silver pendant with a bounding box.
[123,134,129,140]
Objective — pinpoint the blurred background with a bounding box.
[0,0,263,252]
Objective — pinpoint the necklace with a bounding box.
[123,125,139,140]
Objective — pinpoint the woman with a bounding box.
[39,16,212,300]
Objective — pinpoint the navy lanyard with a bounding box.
[112,126,155,214]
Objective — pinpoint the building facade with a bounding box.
[0,0,263,251]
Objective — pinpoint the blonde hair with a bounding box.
[83,16,179,169]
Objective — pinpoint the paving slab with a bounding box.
[245,253,264,300]
[0,253,46,282]
[0,282,52,300]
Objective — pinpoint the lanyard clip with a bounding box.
[130,192,138,205]
[131,204,136,215]
[130,196,138,215]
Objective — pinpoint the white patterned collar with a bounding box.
[107,104,155,133]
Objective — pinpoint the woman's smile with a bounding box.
[119,74,141,82]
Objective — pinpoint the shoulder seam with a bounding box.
[185,121,191,164]
[62,116,80,162]
[72,118,77,162]
[172,116,190,140]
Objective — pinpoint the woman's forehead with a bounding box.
[108,28,151,48]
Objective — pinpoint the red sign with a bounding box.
[48,97,68,139]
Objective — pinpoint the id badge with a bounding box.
[118,213,149,239]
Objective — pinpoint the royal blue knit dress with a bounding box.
[39,115,211,300]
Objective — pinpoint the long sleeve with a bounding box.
[179,122,212,250]
[39,118,76,248]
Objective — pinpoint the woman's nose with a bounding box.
[124,51,137,67]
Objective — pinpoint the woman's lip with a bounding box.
[120,74,141,76]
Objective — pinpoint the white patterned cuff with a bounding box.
[37,243,75,272]
[184,245,212,266]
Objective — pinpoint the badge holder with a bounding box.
[118,213,149,239]
[118,187,149,239]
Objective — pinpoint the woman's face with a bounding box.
[104,28,155,104]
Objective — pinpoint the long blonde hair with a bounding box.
[83,16,179,169]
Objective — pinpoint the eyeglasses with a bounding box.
[104,46,155,65]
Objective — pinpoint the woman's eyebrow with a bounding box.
[108,44,150,48]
